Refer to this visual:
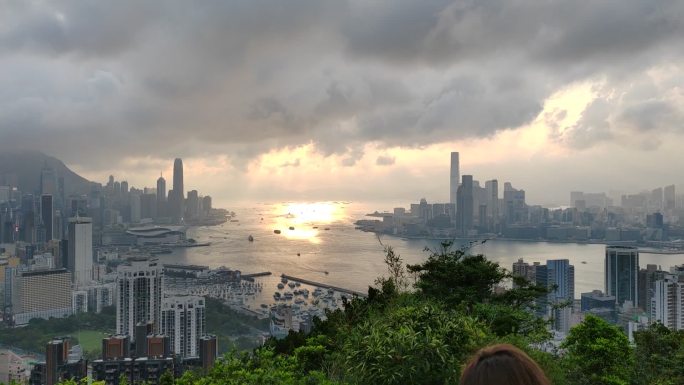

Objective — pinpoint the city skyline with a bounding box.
[1,2,684,206]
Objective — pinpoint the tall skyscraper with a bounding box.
[156,175,166,217]
[160,296,206,358]
[116,259,164,337]
[449,152,459,205]
[457,175,473,234]
[40,165,56,196]
[664,185,676,211]
[67,217,93,285]
[605,246,639,307]
[536,259,575,333]
[172,159,184,221]
[40,194,54,241]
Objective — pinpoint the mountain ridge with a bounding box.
[0,149,95,196]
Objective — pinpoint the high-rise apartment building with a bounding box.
[449,152,459,205]
[651,274,684,330]
[68,217,93,285]
[116,259,163,338]
[12,269,72,325]
[160,296,206,358]
[605,246,639,307]
[536,259,575,333]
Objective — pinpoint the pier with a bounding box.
[241,271,272,282]
[280,274,368,298]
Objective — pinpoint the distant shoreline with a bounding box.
[367,231,684,255]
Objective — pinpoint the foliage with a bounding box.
[204,297,270,353]
[0,306,115,353]
[174,349,342,385]
[340,298,488,385]
[632,322,684,385]
[561,315,634,385]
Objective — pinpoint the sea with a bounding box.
[160,202,684,299]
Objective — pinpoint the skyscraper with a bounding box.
[535,259,575,333]
[40,194,53,241]
[160,296,206,358]
[156,175,166,217]
[651,274,684,330]
[68,217,93,285]
[605,246,639,307]
[665,185,676,211]
[116,259,163,338]
[172,159,184,221]
[457,175,473,234]
[449,152,459,205]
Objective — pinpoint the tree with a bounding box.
[561,315,634,385]
[633,322,684,385]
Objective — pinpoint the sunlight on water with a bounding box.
[270,202,347,244]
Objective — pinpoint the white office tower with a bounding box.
[160,296,206,358]
[651,274,684,330]
[536,259,575,333]
[116,259,164,337]
[450,152,459,205]
[68,217,93,285]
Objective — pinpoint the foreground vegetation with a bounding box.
[170,243,684,385]
[44,243,684,385]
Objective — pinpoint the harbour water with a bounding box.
[161,202,684,299]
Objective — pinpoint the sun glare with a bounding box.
[270,202,346,243]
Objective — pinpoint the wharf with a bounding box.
[242,271,272,282]
[280,274,367,298]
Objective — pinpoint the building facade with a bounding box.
[160,296,206,358]
[68,216,93,285]
[116,259,163,337]
[605,246,639,307]
[12,269,72,325]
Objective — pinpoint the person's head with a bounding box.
[459,344,550,385]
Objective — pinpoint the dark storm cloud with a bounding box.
[1,0,683,171]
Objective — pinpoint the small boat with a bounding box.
[260,304,268,308]
[289,226,295,230]
[581,261,587,264]
[288,282,295,289]
[281,277,288,284]
[324,228,330,231]
[274,229,281,234]
[324,271,329,275]
[295,282,301,287]
[313,226,318,229]
[248,235,254,242]
[297,253,300,256]
[277,283,285,290]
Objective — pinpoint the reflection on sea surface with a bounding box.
[270,202,347,244]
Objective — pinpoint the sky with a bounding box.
[1,0,683,208]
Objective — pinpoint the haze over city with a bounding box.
[1,1,684,206]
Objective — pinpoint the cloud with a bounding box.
[0,0,683,178]
[376,155,395,166]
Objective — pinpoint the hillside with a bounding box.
[0,149,94,196]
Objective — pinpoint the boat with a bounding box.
[284,292,294,300]
[324,228,330,231]
[274,229,281,234]
[260,303,268,309]
[324,271,329,275]
[581,261,587,264]
[295,282,301,287]
[248,235,254,242]
[297,253,300,256]
[313,226,318,229]
[288,282,295,289]
[273,292,282,300]
[289,226,295,230]
[277,283,285,290]
[281,277,288,284]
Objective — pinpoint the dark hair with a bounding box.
[459,344,550,385]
